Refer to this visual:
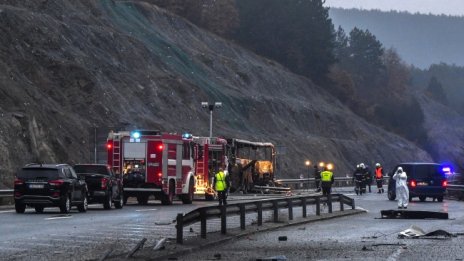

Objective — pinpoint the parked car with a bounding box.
[73,164,123,209]
[446,172,464,200]
[387,162,447,202]
[14,163,88,213]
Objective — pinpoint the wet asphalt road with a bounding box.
[173,189,464,261]
[2,189,464,260]
[0,194,286,260]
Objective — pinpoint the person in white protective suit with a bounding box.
[393,167,409,209]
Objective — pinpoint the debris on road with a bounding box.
[126,238,147,258]
[278,236,287,241]
[380,209,448,219]
[398,225,454,239]
[153,238,166,251]
[361,245,373,251]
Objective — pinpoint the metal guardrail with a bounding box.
[275,176,390,189]
[446,184,464,190]
[175,193,355,244]
[0,189,13,198]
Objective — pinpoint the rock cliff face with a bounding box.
[0,0,432,188]
[416,92,464,171]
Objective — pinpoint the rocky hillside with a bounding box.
[416,92,464,171]
[0,0,432,188]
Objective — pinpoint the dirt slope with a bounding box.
[0,0,432,188]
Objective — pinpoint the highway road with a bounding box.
[174,190,464,261]
[0,194,285,260]
[1,189,464,260]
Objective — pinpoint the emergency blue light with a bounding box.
[131,131,141,139]
[442,166,451,173]
[182,133,192,139]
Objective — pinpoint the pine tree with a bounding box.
[426,76,448,105]
[345,27,385,80]
[234,0,336,83]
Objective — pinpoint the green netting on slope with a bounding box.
[99,0,224,100]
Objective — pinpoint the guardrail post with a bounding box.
[351,198,355,210]
[240,204,246,230]
[328,194,333,213]
[176,213,183,244]
[200,208,207,239]
[287,198,293,221]
[340,196,344,211]
[273,200,279,222]
[316,197,320,215]
[257,202,263,226]
[221,205,227,234]
[302,197,307,218]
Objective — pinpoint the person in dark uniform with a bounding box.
[313,165,321,192]
[361,163,373,193]
[353,164,366,195]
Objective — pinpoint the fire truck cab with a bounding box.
[107,130,196,205]
[107,130,228,205]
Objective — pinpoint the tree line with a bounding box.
[146,0,464,150]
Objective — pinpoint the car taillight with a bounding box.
[157,172,162,178]
[14,177,24,186]
[410,180,417,188]
[101,177,108,189]
[49,180,64,186]
[442,180,448,187]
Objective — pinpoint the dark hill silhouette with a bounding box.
[329,8,464,69]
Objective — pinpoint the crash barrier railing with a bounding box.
[175,193,355,244]
[0,176,389,196]
[275,176,390,190]
[0,189,13,205]
[0,189,13,197]
[447,184,464,190]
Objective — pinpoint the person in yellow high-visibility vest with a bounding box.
[214,167,230,206]
[320,165,334,196]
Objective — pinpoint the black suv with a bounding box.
[14,163,88,213]
[387,163,447,202]
[73,164,123,209]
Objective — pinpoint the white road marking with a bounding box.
[0,210,15,214]
[355,206,369,212]
[135,208,157,212]
[387,246,405,261]
[45,216,73,220]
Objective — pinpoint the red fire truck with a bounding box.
[189,136,228,200]
[106,130,227,205]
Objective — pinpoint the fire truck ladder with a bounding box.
[113,140,121,174]
[195,160,207,195]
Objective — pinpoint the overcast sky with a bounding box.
[324,0,464,16]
